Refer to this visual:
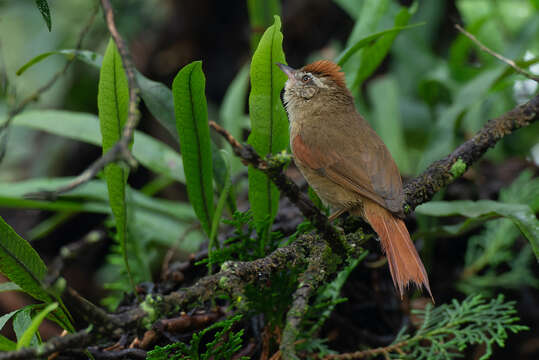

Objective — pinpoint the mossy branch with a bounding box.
[404,93,538,211]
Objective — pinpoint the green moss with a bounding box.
[320,242,342,275]
[218,276,230,289]
[450,158,467,179]
[403,203,412,214]
[140,294,160,329]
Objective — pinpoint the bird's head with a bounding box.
[277,60,352,112]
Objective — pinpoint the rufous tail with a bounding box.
[360,200,433,301]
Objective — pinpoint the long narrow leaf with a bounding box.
[16,303,58,349]
[0,282,22,292]
[416,200,539,260]
[0,218,73,331]
[336,23,425,67]
[172,61,214,235]
[212,146,237,214]
[11,110,185,183]
[0,309,22,332]
[136,73,178,139]
[352,5,416,89]
[16,50,102,76]
[0,178,195,221]
[220,64,250,175]
[416,67,505,173]
[34,0,52,31]
[333,0,362,19]
[247,15,288,226]
[13,308,37,348]
[368,76,410,173]
[209,151,233,247]
[16,49,181,146]
[0,335,16,351]
[98,39,133,288]
[341,0,389,86]
[0,218,48,303]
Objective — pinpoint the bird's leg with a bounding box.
[328,208,346,222]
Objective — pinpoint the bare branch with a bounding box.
[0,329,93,360]
[455,24,539,82]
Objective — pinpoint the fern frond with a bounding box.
[389,294,527,360]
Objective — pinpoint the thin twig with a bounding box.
[45,229,106,286]
[323,338,412,359]
[0,329,93,360]
[0,3,99,162]
[455,24,539,82]
[88,348,147,359]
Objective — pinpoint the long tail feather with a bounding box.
[360,200,433,301]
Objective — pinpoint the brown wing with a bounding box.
[293,113,404,214]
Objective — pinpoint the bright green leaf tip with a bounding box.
[16,302,58,350]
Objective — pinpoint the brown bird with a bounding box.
[277,60,432,300]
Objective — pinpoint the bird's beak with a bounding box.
[276,63,295,81]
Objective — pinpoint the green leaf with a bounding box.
[220,64,250,175]
[34,0,51,31]
[0,282,22,292]
[0,217,72,332]
[416,67,505,173]
[332,0,362,19]
[209,150,233,249]
[28,212,75,241]
[0,309,22,332]
[13,308,38,348]
[16,50,102,76]
[0,217,51,302]
[16,302,58,349]
[10,110,185,183]
[136,73,178,140]
[0,178,195,222]
[368,75,410,174]
[212,146,237,214]
[98,39,133,289]
[340,0,389,86]
[247,0,281,51]
[0,177,201,255]
[247,15,288,226]
[336,23,425,67]
[16,49,181,145]
[0,335,16,351]
[352,5,415,89]
[416,200,539,260]
[172,61,214,236]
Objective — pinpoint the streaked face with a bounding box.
[277,64,326,102]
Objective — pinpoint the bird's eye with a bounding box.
[301,75,310,83]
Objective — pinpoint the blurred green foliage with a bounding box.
[0,0,537,358]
